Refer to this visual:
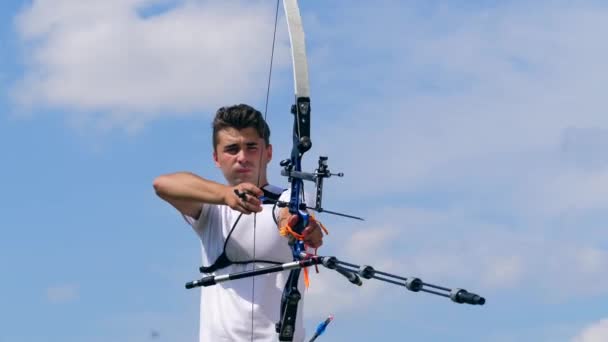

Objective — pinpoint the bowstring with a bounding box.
[251,0,281,340]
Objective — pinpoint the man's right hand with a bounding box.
[224,183,264,214]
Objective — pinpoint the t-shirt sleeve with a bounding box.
[182,203,210,237]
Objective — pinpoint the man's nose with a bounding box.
[236,148,247,162]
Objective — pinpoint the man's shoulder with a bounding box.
[262,184,286,201]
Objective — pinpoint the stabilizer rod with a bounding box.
[185,255,485,306]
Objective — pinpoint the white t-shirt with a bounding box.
[187,185,310,342]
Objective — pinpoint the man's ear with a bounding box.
[266,143,273,162]
[213,150,220,168]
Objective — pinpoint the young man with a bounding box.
[153,104,323,341]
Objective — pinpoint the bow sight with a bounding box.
[278,156,363,221]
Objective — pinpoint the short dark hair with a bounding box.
[212,104,270,150]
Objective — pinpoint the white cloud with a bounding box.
[46,283,79,303]
[12,0,290,131]
[573,319,608,342]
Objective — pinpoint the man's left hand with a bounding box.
[301,217,324,249]
[280,209,324,249]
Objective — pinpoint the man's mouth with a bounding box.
[236,168,252,173]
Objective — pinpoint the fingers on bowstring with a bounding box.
[233,188,248,202]
[241,183,264,198]
[233,186,263,214]
[246,196,264,214]
[246,194,262,213]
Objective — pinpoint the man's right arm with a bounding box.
[153,172,229,219]
[153,172,264,219]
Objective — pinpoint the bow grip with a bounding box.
[288,212,309,257]
[294,212,309,234]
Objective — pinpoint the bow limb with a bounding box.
[284,0,310,99]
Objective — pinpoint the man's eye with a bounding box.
[225,147,239,154]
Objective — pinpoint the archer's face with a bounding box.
[213,127,272,186]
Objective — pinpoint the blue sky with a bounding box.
[3,0,608,341]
